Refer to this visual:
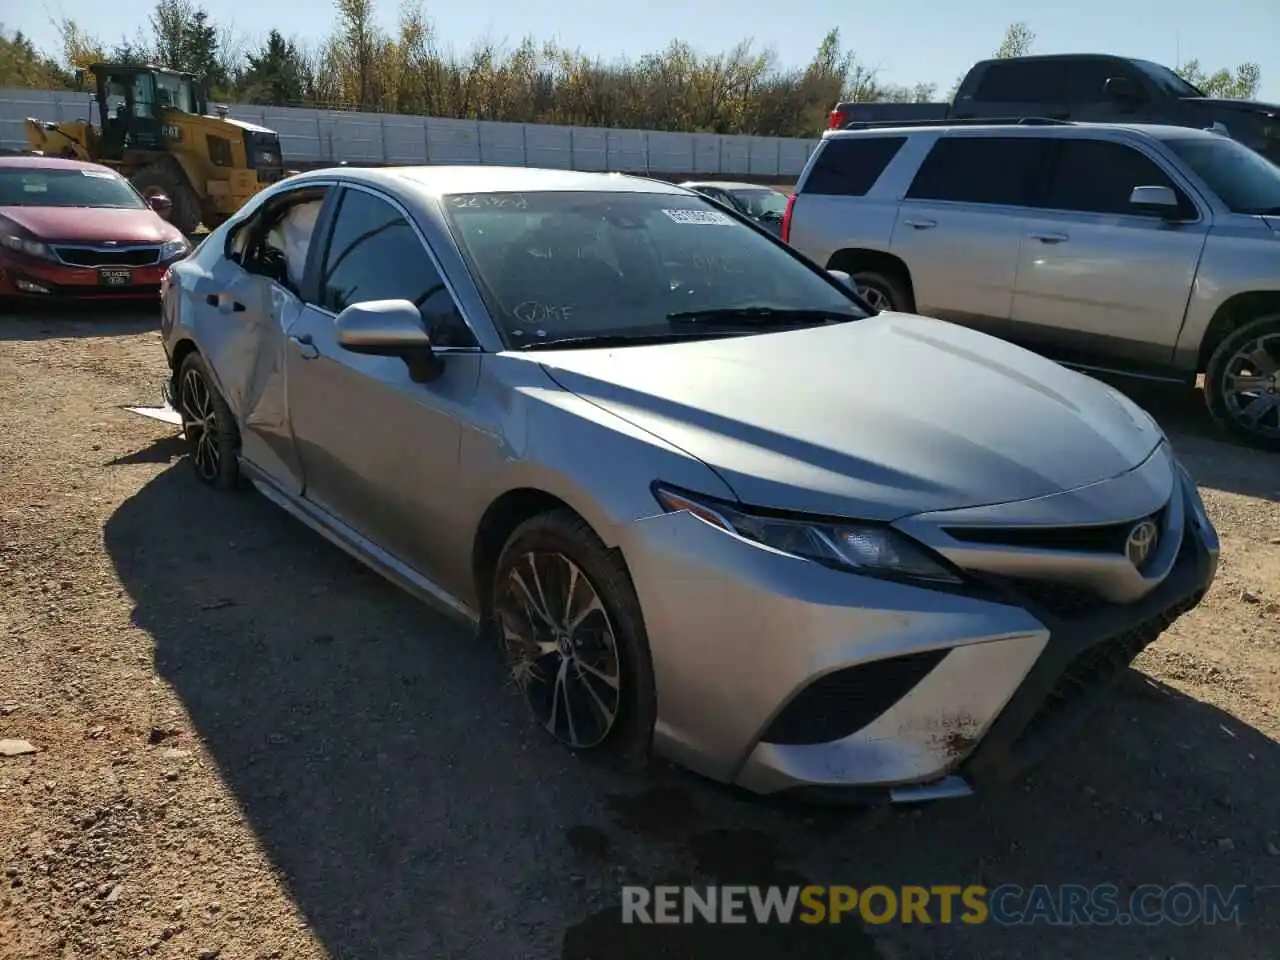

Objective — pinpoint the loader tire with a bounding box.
[131,165,202,236]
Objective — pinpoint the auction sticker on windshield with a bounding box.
[663,209,734,225]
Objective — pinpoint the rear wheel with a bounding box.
[131,165,201,236]
[1204,314,1280,452]
[850,269,911,314]
[178,352,241,489]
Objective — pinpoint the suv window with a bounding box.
[1040,140,1187,216]
[320,188,477,348]
[973,61,1068,102]
[1163,136,1280,215]
[803,137,907,196]
[906,137,1049,206]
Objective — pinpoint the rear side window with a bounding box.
[973,61,1068,102]
[906,137,1049,207]
[1040,140,1187,216]
[802,137,907,196]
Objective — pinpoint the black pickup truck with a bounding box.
[830,54,1280,163]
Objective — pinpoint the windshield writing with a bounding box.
[442,191,864,347]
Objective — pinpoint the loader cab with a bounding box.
[89,64,206,161]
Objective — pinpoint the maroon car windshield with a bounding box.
[0,169,146,209]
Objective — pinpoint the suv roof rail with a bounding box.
[840,116,1075,131]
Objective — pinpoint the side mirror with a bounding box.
[1104,76,1146,106]
[335,299,443,383]
[1129,185,1181,218]
[147,193,173,218]
[827,268,855,289]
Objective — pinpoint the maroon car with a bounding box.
[0,156,190,302]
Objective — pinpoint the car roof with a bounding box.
[288,164,695,196]
[0,155,117,172]
[824,122,1227,142]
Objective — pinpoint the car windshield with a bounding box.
[0,168,146,209]
[728,188,789,220]
[442,190,865,348]
[1131,59,1205,99]
[1163,137,1280,214]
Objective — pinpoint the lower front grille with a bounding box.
[54,245,160,267]
[760,648,949,745]
[1013,589,1204,751]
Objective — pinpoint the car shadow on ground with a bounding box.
[0,302,159,341]
[103,462,1280,959]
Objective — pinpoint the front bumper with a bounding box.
[618,462,1218,801]
[0,251,167,301]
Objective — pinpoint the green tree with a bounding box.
[1174,59,1261,99]
[240,30,310,105]
[149,0,227,91]
[0,26,69,87]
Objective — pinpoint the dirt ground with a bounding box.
[1,304,1278,960]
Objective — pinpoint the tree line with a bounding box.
[0,2,1265,139]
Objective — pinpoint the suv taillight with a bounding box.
[827,108,848,130]
[781,193,796,244]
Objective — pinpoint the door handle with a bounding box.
[289,333,319,360]
[902,218,937,230]
[1029,232,1069,244]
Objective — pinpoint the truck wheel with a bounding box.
[851,269,912,314]
[1204,313,1280,452]
[131,166,202,236]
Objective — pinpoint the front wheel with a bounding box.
[178,352,242,489]
[850,269,911,314]
[490,510,656,769]
[1204,314,1280,452]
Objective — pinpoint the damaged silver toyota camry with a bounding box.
[157,166,1219,803]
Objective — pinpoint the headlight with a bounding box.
[652,484,962,584]
[0,233,56,261]
[159,238,191,261]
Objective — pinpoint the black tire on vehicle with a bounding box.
[850,269,911,314]
[490,509,657,771]
[131,165,202,236]
[1203,313,1280,452]
[177,351,242,490]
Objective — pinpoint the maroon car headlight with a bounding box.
[0,233,57,262]
[159,237,191,262]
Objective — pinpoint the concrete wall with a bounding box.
[1,87,819,181]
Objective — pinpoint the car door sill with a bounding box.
[240,459,481,627]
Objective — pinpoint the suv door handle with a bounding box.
[289,333,319,360]
[1029,232,1069,244]
[902,218,937,229]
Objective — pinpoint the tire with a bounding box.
[850,269,912,314]
[131,165,202,236]
[1203,313,1280,452]
[489,509,657,771]
[177,351,242,489]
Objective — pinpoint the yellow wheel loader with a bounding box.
[24,63,287,235]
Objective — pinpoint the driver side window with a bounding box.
[319,188,478,349]
[230,189,329,295]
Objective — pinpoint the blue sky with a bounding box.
[11,0,1280,102]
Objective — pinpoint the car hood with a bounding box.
[0,206,181,244]
[1179,96,1280,117]
[536,313,1164,520]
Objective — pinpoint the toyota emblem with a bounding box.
[1125,518,1160,569]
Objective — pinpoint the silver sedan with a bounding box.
[157,166,1220,803]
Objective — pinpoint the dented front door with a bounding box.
[194,262,306,497]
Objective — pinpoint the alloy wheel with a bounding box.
[1219,332,1280,441]
[180,367,221,482]
[856,283,892,312]
[496,551,622,749]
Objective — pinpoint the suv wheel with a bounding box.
[1204,313,1280,451]
[851,270,910,314]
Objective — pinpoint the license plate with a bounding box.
[99,267,133,287]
